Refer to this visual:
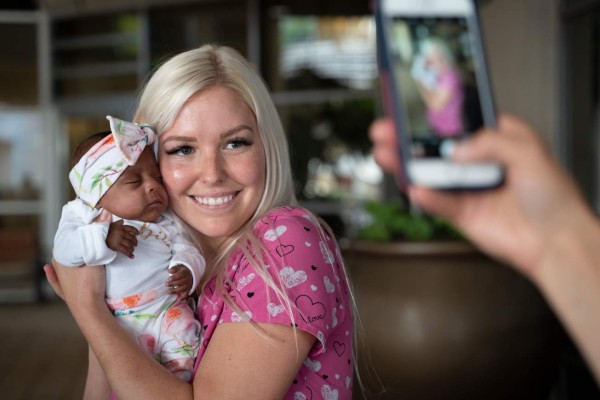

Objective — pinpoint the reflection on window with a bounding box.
[53,13,140,97]
[0,111,44,200]
[149,2,247,67]
[277,16,377,91]
[281,98,382,203]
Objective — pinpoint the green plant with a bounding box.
[357,201,463,242]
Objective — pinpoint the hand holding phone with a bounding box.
[376,0,504,189]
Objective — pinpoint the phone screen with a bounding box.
[380,0,494,161]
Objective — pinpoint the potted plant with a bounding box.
[356,200,462,242]
[344,201,562,400]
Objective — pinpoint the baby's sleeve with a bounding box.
[53,201,117,267]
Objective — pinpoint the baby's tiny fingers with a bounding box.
[118,245,135,259]
[166,284,187,294]
[168,265,185,274]
[167,275,190,287]
[123,235,138,248]
[173,284,188,293]
[122,226,139,236]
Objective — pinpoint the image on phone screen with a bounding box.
[387,14,486,160]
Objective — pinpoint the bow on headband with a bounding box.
[69,115,157,208]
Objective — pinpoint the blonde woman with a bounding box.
[412,37,465,137]
[46,44,357,399]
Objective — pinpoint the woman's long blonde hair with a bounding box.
[134,44,372,396]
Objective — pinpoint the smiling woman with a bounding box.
[46,44,358,400]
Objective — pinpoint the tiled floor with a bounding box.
[1,296,599,400]
[0,300,88,400]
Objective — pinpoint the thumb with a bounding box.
[451,129,506,164]
[112,219,125,226]
[408,186,464,224]
[451,114,537,165]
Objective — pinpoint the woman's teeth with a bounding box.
[194,194,234,206]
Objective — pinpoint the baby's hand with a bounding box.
[106,220,139,259]
[167,265,193,301]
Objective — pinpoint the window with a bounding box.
[264,12,383,211]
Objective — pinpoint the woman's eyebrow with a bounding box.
[160,125,253,144]
[220,124,253,138]
[161,136,197,144]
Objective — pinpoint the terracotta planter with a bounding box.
[343,240,562,400]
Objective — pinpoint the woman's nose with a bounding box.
[197,153,224,184]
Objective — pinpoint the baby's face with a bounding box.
[97,148,168,222]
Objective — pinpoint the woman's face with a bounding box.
[158,86,266,252]
[425,47,448,72]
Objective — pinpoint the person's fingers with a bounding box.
[370,118,401,174]
[169,269,187,280]
[167,283,186,295]
[168,275,191,288]
[168,265,184,274]
[116,244,135,259]
[121,230,138,247]
[121,225,139,236]
[120,236,138,250]
[497,114,539,140]
[452,114,545,166]
[408,186,466,224]
[451,129,510,164]
[172,284,189,294]
[368,118,395,144]
[43,263,64,300]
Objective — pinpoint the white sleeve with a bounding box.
[53,201,118,267]
[161,214,206,295]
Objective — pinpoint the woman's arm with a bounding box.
[48,261,316,399]
[50,261,192,399]
[195,322,315,398]
[532,206,600,381]
[83,346,112,400]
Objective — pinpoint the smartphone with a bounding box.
[375,0,504,189]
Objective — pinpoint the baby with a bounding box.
[53,116,205,384]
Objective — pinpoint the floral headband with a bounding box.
[69,115,156,208]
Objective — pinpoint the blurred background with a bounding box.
[0,0,599,399]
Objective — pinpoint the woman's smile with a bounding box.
[190,192,237,207]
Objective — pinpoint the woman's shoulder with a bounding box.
[253,206,322,240]
[259,205,313,221]
[249,206,342,274]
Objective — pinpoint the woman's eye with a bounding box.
[226,138,252,149]
[165,145,193,156]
